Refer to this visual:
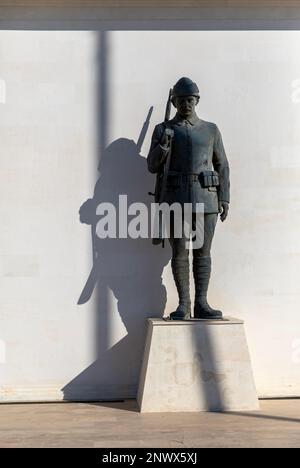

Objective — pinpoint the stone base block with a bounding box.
[137,317,259,413]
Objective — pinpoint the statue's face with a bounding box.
[174,95,198,118]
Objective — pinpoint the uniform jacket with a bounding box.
[147,113,230,213]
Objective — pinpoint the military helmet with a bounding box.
[172,77,200,98]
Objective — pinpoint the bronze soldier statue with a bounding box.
[147,77,230,320]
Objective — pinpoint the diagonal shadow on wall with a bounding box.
[63,31,170,401]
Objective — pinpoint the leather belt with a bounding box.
[167,172,200,182]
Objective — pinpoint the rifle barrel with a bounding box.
[164,88,172,122]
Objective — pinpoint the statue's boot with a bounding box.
[169,257,191,320]
[193,256,222,320]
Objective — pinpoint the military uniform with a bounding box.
[147,77,230,320]
[147,114,230,211]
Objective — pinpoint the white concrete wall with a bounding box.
[1,25,300,400]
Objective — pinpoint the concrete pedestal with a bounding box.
[137,317,259,413]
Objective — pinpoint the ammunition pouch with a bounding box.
[199,170,219,189]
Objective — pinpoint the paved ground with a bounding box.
[0,399,299,448]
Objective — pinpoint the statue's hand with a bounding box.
[161,128,174,149]
[219,201,229,222]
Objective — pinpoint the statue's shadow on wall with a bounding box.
[63,109,170,402]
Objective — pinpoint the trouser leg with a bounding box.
[168,212,191,319]
[192,214,222,319]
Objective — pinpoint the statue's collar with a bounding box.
[172,113,200,126]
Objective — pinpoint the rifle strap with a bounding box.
[158,123,174,204]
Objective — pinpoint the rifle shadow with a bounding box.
[63,111,170,401]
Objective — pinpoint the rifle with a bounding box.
[159,89,174,203]
[150,88,174,246]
